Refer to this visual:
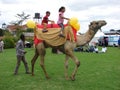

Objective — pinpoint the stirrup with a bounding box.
[42,29,48,33]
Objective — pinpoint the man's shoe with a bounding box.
[14,72,18,75]
[26,72,31,74]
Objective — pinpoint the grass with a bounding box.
[0,47,120,90]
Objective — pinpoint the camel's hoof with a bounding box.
[65,76,70,80]
[70,76,75,81]
[46,76,50,79]
[31,73,34,76]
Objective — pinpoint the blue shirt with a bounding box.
[118,39,120,45]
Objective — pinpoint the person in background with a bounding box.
[57,6,69,37]
[89,45,95,52]
[100,46,107,53]
[0,39,4,52]
[94,46,98,53]
[14,34,30,75]
[118,37,120,48]
[41,11,54,33]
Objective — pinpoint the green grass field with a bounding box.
[0,47,120,90]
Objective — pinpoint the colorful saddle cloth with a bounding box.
[34,24,77,46]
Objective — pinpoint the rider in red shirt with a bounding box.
[41,11,54,33]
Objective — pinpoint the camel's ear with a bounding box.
[89,24,92,29]
[90,22,93,25]
[89,21,95,29]
[91,21,97,25]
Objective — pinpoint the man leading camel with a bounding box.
[14,34,31,75]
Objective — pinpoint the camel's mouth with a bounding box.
[99,20,107,27]
[98,20,107,31]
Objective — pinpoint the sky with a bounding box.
[0,0,120,35]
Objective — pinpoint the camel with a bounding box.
[31,20,107,80]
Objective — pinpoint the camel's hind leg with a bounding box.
[31,49,39,76]
[37,43,49,79]
[65,55,69,80]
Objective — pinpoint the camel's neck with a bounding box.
[76,29,96,46]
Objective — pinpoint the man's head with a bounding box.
[20,34,25,42]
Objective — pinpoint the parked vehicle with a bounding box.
[25,41,32,48]
[99,35,120,46]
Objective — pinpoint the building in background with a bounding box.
[98,29,120,46]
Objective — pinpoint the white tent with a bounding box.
[95,30,105,37]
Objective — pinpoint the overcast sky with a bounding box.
[0,0,120,34]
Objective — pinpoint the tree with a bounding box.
[9,12,30,31]
[0,28,4,36]
[10,12,30,26]
[16,12,30,25]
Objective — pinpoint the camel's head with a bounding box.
[89,20,107,32]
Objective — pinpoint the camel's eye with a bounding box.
[96,22,98,25]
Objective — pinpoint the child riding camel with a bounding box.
[57,6,69,37]
[42,11,54,33]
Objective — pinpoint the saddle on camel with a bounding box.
[34,23,78,47]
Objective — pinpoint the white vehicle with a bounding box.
[100,35,120,46]
[107,35,120,46]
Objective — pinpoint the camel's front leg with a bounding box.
[31,49,39,76]
[40,55,50,79]
[66,50,80,81]
[65,55,69,80]
[38,43,50,79]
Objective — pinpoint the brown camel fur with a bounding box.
[31,20,107,80]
